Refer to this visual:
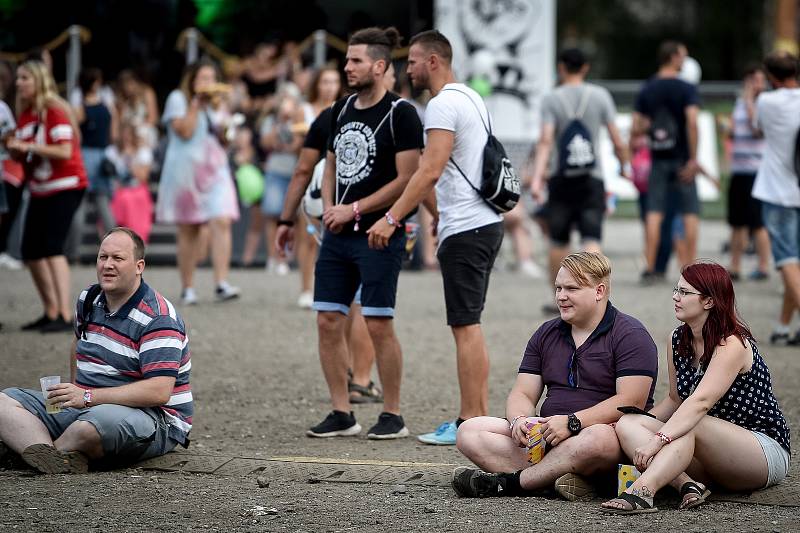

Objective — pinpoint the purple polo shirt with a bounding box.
[518,303,658,417]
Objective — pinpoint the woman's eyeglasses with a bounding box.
[672,286,703,298]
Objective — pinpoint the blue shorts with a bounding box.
[83,146,113,196]
[3,387,178,466]
[261,171,291,217]
[762,201,800,268]
[313,230,405,317]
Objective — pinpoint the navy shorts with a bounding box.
[312,229,406,317]
[3,388,179,466]
[647,159,699,215]
[547,176,605,246]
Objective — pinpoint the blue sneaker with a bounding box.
[417,421,457,445]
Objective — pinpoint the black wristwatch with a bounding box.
[277,219,295,227]
[567,413,582,435]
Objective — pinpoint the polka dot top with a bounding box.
[672,327,791,454]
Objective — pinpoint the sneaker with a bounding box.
[519,260,544,279]
[0,252,22,270]
[40,317,74,334]
[275,262,290,276]
[451,467,508,498]
[21,443,88,474]
[181,287,198,306]
[306,411,361,438]
[367,412,409,440]
[417,421,457,445]
[21,315,52,331]
[770,329,791,345]
[748,270,768,281]
[554,472,595,501]
[727,270,741,282]
[297,291,313,309]
[215,282,241,302]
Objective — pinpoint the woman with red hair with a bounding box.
[601,261,790,514]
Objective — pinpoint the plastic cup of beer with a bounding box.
[40,376,61,414]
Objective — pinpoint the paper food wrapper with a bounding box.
[617,464,641,495]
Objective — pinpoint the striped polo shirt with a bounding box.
[75,281,192,444]
[730,97,764,175]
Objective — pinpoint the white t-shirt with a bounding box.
[752,88,800,207]
[425,83,502,244]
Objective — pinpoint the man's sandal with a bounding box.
[600,492,659,515]
[348,381,383,404]
[679,481,711,510]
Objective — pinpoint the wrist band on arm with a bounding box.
[353,201,361,231]
[277,219,295,227]
[655,431,672,444]
[385,210,402,228]
[509,415,526,432]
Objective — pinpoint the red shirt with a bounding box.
[16,105,87,197]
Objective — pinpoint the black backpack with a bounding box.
[649,106,679,154]
[556,89,596,178]
[442,87,520,214]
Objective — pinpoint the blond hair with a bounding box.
[16,60,81,143]
[560,252,611,288]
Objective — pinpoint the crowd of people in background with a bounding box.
[0,35,797,345]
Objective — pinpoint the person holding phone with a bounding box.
[601,261,790,514]
[453,252,658,500]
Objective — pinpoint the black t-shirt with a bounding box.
[634,77,700,162]
[304,106,333,160]
[327,92,424,232]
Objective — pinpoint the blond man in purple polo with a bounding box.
[453,252,658,500]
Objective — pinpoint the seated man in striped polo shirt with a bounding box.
[0,227,192,473]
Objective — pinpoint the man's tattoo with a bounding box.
[631,486,654,499]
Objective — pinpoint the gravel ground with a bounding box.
[1,220,798,531]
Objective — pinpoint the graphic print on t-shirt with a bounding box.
[335,120,377,186]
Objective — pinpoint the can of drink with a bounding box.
[526,422,545,464]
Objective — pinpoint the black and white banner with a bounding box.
[435,0,556,143]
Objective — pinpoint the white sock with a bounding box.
[773,322,790,335]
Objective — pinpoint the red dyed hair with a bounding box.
[677,261,752,368]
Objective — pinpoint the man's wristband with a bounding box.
[509,415,526,432]
[83,389,93,408]
[655,431,672,444]
[385,210,402,228]
[277,219,295,227]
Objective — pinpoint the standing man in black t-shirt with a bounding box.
[633,41,701,283]
[305,27,424,439]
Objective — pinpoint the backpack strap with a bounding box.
[441,87,492,135]
[78,284,103,340]
[555,87,592,120]
[373,97,407,146]
[336,94,358,124]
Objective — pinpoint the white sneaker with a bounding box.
[0,253,22,270]
[519,260,544,279]
[275,262,290,276]
[297,291,313,309]
[181,287,198,305]
[215,281,241,302]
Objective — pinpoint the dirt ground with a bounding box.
[1,220,798,531]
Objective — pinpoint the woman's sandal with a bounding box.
[600,492,659,515]
[348,381,384,404]
[679,481,711,510]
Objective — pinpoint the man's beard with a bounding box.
[349,76,374,93]
[411,71,430,91]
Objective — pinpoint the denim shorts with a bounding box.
[647,159,699,215]
[752,430,790,488]
[261,171,291,216]
[761,201,800,268]
[313,230,405,317]
[3,388,178,466]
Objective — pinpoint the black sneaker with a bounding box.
[40,317,74,334]
[366,412,409,440]
[451,467,509,497]
[306,411,361,438]
[21,315,52,331]
[770,330,791,345]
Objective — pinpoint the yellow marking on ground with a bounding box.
[267,456,458,468]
